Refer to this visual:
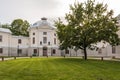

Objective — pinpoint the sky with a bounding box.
[0,0,120,24]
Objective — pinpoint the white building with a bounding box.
[0,17,120,58]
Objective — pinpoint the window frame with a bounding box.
[0,35,2,42]
[18,39,22,44]
[33,37,35,44]
[52,49,56,54]
[43,32,47,35]
[43,37,47,44]
[112,46,116,54]
[0,48,3,54]
[33,49,37,53]
[54,38,56,44]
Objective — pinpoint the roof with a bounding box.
[30,18,56,29]
[0,28,12,34]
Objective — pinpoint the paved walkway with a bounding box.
[0,57,120,62]
[0,57,13,61]
[0,57,30,61]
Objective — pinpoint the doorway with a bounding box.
[43,47,47,56]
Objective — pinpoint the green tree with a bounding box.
[11,19,30,36]
[1,24,11,29]
[55,0,120,60]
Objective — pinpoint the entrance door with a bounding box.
[43,47,47,56]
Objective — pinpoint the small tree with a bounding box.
[11,19,30,36]
[55,0,120,60]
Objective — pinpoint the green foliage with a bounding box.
[0,58,120,80]
[55,0,120,60]
[11,19,30,36]
[1,24,11,29]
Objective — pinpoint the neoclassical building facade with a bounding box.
[0,18,120,58]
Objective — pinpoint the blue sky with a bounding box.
[0,0,120,24]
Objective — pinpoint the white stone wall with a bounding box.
[0,32,11,48]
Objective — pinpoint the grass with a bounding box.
[0,57,120,80]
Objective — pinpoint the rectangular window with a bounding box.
[34,49,37,53]
[0,35,2,42]
[98,48,102,54]
[33,37,35,44]
[40,41,42,45]
[65,50,69,54]
[18,49,22,54]
[112,46,116,54]
[52,49,56,54]
[43,32,47,35]
[0,48,3,54]
[48,42,50,45]
[54,38,56,44]
[54,33,56,36]
[18,39,22,44]
[43,37,47,43]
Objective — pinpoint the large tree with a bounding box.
[11,19,30,36]
[55,0,120,60]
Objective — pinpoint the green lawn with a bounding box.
[0,58,120,80]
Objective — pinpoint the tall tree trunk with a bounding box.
[84,47,87,60]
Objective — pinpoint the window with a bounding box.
[112,46,116,54]
[98,48,102,54]
[43,37,47,43]
[33,32,35,35]
[52,49,56,54]
[18,39,22,44]
[43,32,47,35]
[40,41,42,45]
[34,49,37,53]
[65,50,69,54]
[48,42,50,45]
[0,48,3,54]
[33,37,35,44]
[0,35,2,42]
[54,33,56,36]
[17,49,22,54]
[54,38,56,44]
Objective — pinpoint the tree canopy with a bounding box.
[55,0,120,60]
[11,19,30,36]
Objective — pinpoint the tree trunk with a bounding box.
[83,48,87,60]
